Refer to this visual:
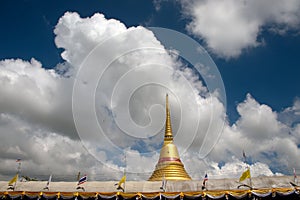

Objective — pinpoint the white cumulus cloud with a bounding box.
[1,11,299,182]
[181,0,300,59]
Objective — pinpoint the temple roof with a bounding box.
[0,176,296,192]
[0,176,297,199]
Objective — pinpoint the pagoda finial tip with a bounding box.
[164,93,173,143]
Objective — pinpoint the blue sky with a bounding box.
[1,0,300,180]
[1,0,299,122]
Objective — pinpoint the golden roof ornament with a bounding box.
[148,94,191,181]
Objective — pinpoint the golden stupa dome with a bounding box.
[148,94,191,181]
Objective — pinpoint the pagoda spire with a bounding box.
[148,94,191,181]
[164,94,173,144]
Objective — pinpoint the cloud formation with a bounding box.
[0,11,299,182]
[181,0,300,59]
[208,94,300,175]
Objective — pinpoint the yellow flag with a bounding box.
[239,168,251,182]
[8,174,18,186]
[118,175,126,186]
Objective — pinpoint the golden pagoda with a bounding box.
[148,94,191,181]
